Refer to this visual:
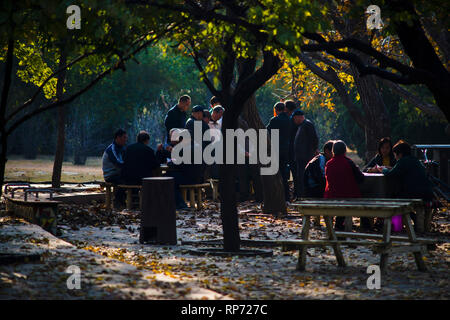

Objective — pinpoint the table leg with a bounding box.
[324,216,346,268]
[105,185,111,210]
[403,214,427,272]
[344,216,352,232]
[126,189,133,210]
[297,215,311,271]
[189,189,196,209]
[380,217,391,273]
[415,205,425,233]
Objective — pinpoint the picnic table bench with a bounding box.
[282,199,429,273]
[3,184,60,234]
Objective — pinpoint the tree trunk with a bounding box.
[51,48,68,188]
[0,36,15,196]
[350,64,391,161]
[241,94,287,215]
[219,97,240,252]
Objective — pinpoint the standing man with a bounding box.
[267,102,291,202]
[293,109,319,197]
[164,95,191,142]
[286,100,300,199]
[102,128,128,208]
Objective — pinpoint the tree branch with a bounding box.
[382,80,446,120]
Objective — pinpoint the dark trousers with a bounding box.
[296,159,308,198]
[280,157,290,201]
[105,175,126,208]
[289,159,299,198]
[167,171,196,208]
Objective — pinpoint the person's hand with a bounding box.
[368,167,377,173]
[157,143,163,151]
[166,145,173,152]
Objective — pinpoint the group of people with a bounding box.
[102,94,434,230]
[102,95,226,209]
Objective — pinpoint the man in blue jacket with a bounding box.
[102,128,128,208]
[164,95,191,142]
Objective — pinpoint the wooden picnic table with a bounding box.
[283,199,428,273]
[359,173,400,198]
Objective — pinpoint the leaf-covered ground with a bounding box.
[1,199,449,300]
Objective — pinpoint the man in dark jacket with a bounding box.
[122,131,162,185]
[293,109,319,197]
[304,140,334,198]
[164,95,191,142]
[185,105,210,146]
[286,100,300,198]
[267,102,291,201]
[380,140,433,201]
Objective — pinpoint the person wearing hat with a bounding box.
[293,109,319,197]
[185,105,211,144]
[266,102,291,202]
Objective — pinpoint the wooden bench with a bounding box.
[100,182,141,210]
[117,185,142,210]
[283,200,430,273]
[179,183,211,210]
[3,188,60,234]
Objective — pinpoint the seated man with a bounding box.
[377,140,434,228]
[324,140,365,230]
[122,130,162,185]
[304,140,334,198]
[102,129,128,207]
[158,129,206,209]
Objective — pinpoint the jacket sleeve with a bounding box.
[363,155,379,172]
[347,158,365,184]
[307,122,319,153]
[382,159,406,178]
[144,147,159,171]
[106,145,124,168]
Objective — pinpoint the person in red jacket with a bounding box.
[324,140,365,230]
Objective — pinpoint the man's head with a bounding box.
[191,105,204,120]
[178,95,191,112]
[292,109,305,125]
[210,96,220,108]
[285,100,297,116]
[323,140,334,161]
[211,105,224,121]
[114,129,127,146]
[332,140,347,157]
[203,110,211,124]
[274,102,286,116]
[392,140,411,160]
[137,130,150,145]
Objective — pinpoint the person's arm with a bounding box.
[382,159,406,177]
[347,158,365,184]
[106,144,124,168]
[143,147,159,170]
[310,123,319,153]
[363,155,379,172]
